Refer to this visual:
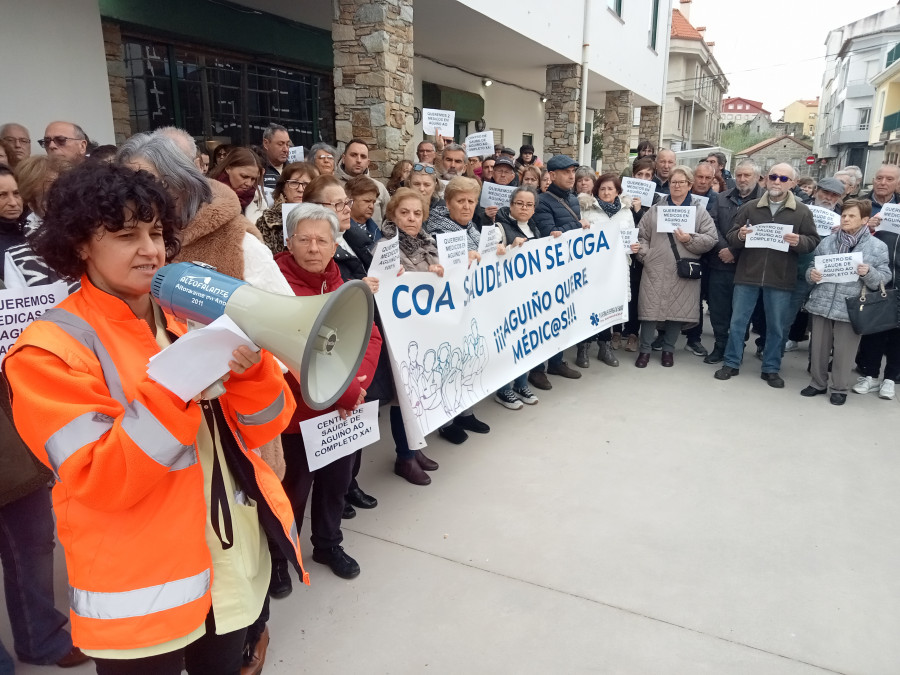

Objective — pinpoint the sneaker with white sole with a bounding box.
[879,379,895,400]
[513,384,539,405]
[852,375,880,394]
[784,339,799,352]
[494,389,523,410]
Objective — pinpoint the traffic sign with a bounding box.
[806,155,816,165]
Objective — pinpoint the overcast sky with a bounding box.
[684,0,897,116]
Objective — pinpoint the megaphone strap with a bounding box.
[202,403,234,551]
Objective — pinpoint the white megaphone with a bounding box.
[151,262,373,410]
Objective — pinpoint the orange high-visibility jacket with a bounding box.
[3,277,307,652]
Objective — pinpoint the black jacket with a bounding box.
[534,182,581,236]
[496,207,541,243]
[711,185,761,272]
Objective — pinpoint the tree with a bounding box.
[720,121,774,155]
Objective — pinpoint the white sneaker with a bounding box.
[879,379,895,400]
[852,376,879,394]
[494,389,523,410]
[784,340,799,352]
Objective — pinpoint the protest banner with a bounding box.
[620,177,656,205]
[479,183,517,209]
[657,206,696,233]
[620,226,639,252]
[465,130,494,157]
[367,237,400,276]
[876,203,900,234]
[477,224,501,257]
[422,108,455,138]
[691,194,709,211]
[745,223,792,251]
[287,146,305,162]
[281,203,302,246]
[809,205,840,237]
[814,252,863,284]
[0,282,68,363]
[298,401,380,471]
[373,227,627,447]
[436,230,469,269]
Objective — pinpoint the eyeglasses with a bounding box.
[316,154,334,162]
[413,164,436,174]
[669,180,689,186]
[285,180,309,190]
[290,235,333,248]
[511,200,535,209]
[768,174,791,183]
[37,136,83,148]
[313,199,353,211]
[1,136,30,147]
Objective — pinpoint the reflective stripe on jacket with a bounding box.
[3,276,305,651]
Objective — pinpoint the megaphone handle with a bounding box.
[200,379,227,400]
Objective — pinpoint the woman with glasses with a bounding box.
[308,142,337,176]
[408,163,443,211]
[256,161,319,255]
[634,165,717,368]
[386,159,413,196]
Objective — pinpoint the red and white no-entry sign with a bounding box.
[806,156,816,165]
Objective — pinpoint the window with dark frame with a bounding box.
[649,0,660,50]
[608,0,623,17]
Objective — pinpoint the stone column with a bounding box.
[332,0,414,180]
[543,64,581,159]
[639,105,662,149]
[102,21,131,145]
[601,89,634,175]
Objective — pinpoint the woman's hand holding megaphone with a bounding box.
[227,345,262,376]
[337,375,367,420]
[363,276,379,294]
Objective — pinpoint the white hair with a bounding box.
[284,203,340,241]
[153,127,197,160]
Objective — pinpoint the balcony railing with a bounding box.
[841,123,870,131]
[884,111,900,134]
[887,43,900,69]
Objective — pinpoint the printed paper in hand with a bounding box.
[479,183,517,209]
[465,130,494,157]
[477,225,500,257]
[657,206,696,234]
[147,315,258,402]
[809,205,840,237]
[0,282,68,363]
[620,227,639,252]
[299,400,381,471]
[282,203,302,246]
[876,203,900,234]
[745,223,793,252]
[815,252,863,284]
[367,237,401,277]
[422,108,455,138]
[287,146,304,162]
[620,177,656,205]
[436,230,469,269]
[691,194,709,211]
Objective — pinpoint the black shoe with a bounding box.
[755,345,764,360]
[761,372,784,388]
[312,546,360,580]
[346,486,378,509]
[268,558,293,599]
[830,393,847,406]
[651,336,664,351]
[684,340,708,357]
[341,502,356,519]
[438,422,468,444]
[714,366,739,380]
[456,413,490,434]
[547,361,582,379]
[703,346,725,364]
[528,371,552,390]
[800,386,826,397]
[575,343,590,368]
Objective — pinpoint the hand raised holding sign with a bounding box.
[783,231,800,247]
[858,263,870,277]
[673,228,691,244]
[738,225,753,241]
[427,263,444,277]
[810,268,823,283]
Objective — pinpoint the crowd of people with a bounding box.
[0,117,897,675]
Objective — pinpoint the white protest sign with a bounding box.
[691,193,709,211]
[621,177,656,205]
[620,227,639,252]
[0,282,68,363]
[281,203,302,247]
[298,400,380,472]
[809,205,840,237]
[375,229,628,448]
[876,203,900,234]
[657,206,696,234]
[477,225,500,257]
[367,237,401,277]
[815,252,864,284]
[287,146,305,163]
[436,230,469,269]
[479,183,517,209]
[465,130,494,158]
[745,223,793,252]
[422,108,455,138]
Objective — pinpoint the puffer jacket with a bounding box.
[578,193,635,301]
[804,228,891,322]
[534,182,581,236]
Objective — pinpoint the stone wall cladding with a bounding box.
[102,21,132,145]
[543,64,582,160]
[602,89,633,174]
[638,105,661,148]
[332,0,414,179]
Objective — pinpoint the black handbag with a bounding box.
[667,234,702,280]
[845,281,899,335]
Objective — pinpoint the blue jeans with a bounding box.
[498,372,529,394]
[0,486,72,665]
[531,351,564,373]
[0,642,12,675]
[724,284,794,373]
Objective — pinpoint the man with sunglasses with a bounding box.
[39,121,87,164]
[337,138,390,226]
[714,164,819,388]
[0,123,31,161]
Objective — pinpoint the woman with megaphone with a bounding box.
[3,161,306,674]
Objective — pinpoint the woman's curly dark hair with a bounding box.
[31,162,182,281]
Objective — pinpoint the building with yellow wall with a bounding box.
[781,98,819,137]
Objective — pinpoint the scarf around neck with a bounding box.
[598,196,621,218]
[837,226,865,254]
[214,172,255,209]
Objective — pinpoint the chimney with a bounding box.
[680,0,692,21]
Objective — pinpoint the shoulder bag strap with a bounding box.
[667,233,682,262]
[551,194,581,222]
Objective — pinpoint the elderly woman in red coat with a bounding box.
[268,202,382,589]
